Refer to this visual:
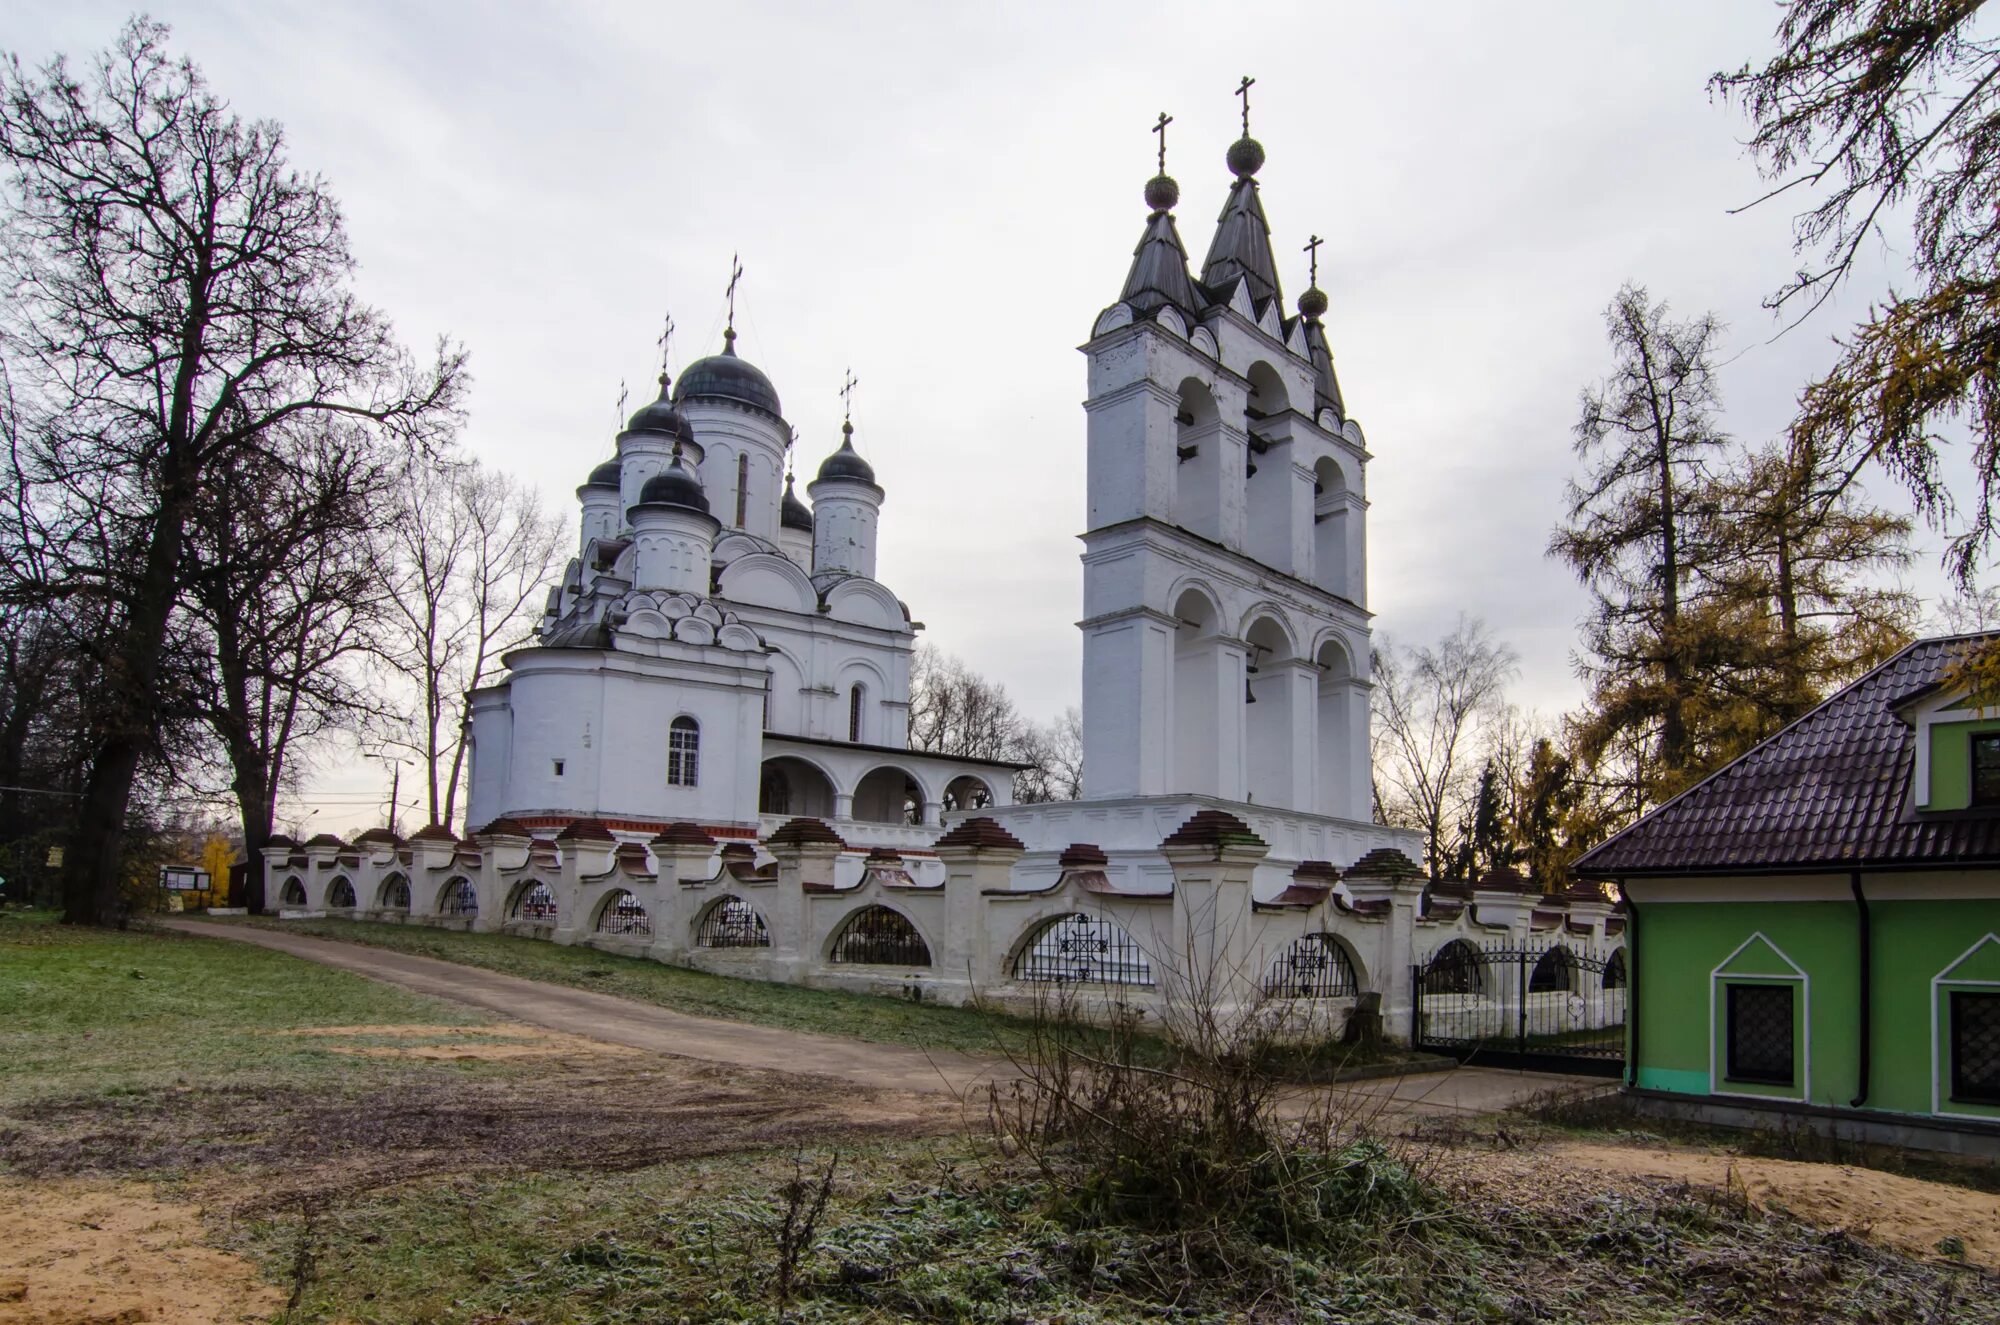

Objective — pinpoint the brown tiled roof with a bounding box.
[1576,633,2000,877]
[934,817,1027,851]
[1293,859,1341,884]
[407,824,457,843]
[651,822,717,848]
[1160,810,1267,851]
[303,833,348,849]
[556,819,616,843]
[474,818,530,838]
[766,817,847,849]
[265,833,296,848]
[352,828,402,847]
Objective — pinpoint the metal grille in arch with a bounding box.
[1262,933,1360,999]
[1013,913,1154,986]
[829,906,930,967]
[596,890,652,937]
[696,896,770,948]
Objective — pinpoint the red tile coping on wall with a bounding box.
[1058,843,1109,868]
[1344,846,1424,880]
[1160,810,1267,851]
[555,819,616,842]
[407,824,458,843]
[473,818,531,838]
[1474,863,1537,894]
[1293,859,1342,884]
[934,818,1027,852]
[511,815,759,841]
[352,828,403,847]
[766,817,848,849]
[303,833,349,849]
[651,822,718,848]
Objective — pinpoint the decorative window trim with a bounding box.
[1974,732,2000,807]
[1931,932,2000,1121]
[1910,696,2000,808]
[1707,931,1810,1102]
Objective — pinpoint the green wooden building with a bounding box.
[1576,632,2000,1156]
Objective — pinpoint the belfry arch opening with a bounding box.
[1171,379,1221,541]
[1315,636,1356,818]
[1170,587,1223,796]
[1244,363,1291,568]
[1244,614,1300,807]
[1313,458,1349,597]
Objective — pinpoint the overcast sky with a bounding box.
[7,2,1965,833]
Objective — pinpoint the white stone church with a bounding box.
[270,115,1626,1033]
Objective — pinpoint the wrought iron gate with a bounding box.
[1411,941,1626,1076]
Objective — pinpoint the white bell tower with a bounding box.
[1077,117,1374,823]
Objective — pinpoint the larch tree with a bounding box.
[1550,284,1739,805]
[0,20,462,924]
[378,456,565,832]
[1718,1,2000,630]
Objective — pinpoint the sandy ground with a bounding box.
[1445,1139,2000,1272]
[0,1181,281,1325]
[285,1022,641,1061]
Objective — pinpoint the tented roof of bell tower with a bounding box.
[1119,174,1201,319]
[1199,138,1283,313]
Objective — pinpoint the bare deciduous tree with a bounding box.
[1015,706,1085,805]
[908,642,1025,764]
[378,456,565,831]
[1371,616,1517,879]
[0,20,463,924]
[184,425,396,909]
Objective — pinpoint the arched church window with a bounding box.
[735,454,750,527]
[849,685,865,743]
[668,716,700,787]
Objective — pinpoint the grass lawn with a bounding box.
[0,909,491,1107]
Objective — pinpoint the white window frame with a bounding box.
[1932,932,2000,1121]
[1708,931,1810,1102]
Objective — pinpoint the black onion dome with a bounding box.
[780,474,813,531]
[584,457,621,489]
[624,375,695,441]
[814,423,877,486]
[636,454,710,514]
[671,332,783,417]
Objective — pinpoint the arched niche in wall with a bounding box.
[852,764,927,825]
[759,755,837,818]
[1243,612,1300,807]
[1314,634,1357,819]
[1312,456,1351,598]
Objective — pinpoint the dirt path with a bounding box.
[157,918,1010,1096]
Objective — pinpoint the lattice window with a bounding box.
[1425,941,1482,995]
[1263,933,1360,998]
[1725,983,1794,1086]
[830,905,930,966]
[596,890,652,937]
[326,878,356,908]
[1976,733,2000,807]
[279,878,306,907]
[441,877,478,917]
[1014,913,1154,986]
[1951,991,2000,1105]
[1529,947,1577,993]
[1603,948,1627,990]
[379,876,410,910]
[668,716,700,787]
[696,896,770,948]
[513,881,557,922]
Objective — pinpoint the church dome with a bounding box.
[623,376,695,442]
[780,474,813,531]
[672,333,782,418]
[584,458,621,489]
[636,454,710,514]
[814,423,877,486]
